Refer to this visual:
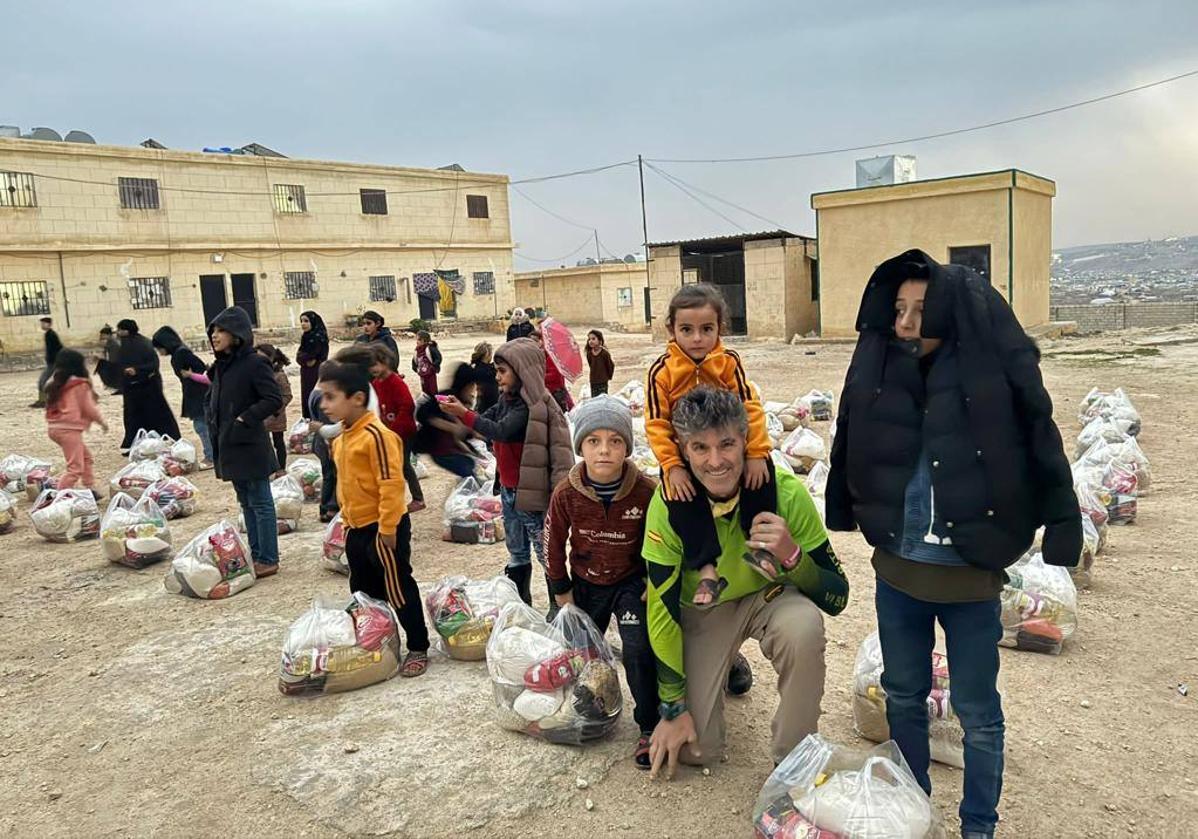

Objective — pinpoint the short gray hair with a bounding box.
[671,386,749,443]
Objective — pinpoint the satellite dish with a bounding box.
[27,127,62,142]
[623,254,637,263]
[64,130,96,144]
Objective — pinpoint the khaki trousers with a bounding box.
[680,587,826,765]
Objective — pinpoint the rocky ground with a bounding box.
[1,324,1196,838]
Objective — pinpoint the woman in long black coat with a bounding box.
[106,318,181,452]
[295,310,329,419]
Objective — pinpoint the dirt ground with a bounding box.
[2,324,1196,838]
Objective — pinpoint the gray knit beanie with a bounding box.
[571,394,634,455]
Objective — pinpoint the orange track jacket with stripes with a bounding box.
[331,412,408,535]
[645,340,773,478]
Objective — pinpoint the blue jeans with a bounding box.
[233,479,279,567]
[191,416,214,462]
[500,486,544,571]
[875,577,1004,837]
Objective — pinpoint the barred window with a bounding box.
[273,184,307,214]
[284,271,318,299]
[369,275,397,302]
[472,271,495,295]
[0,172,36,208]
[0,281,49,316]
[118,177,160,210]
[360,189,388,215]
[466,194,489,219]
[130,277,172,309]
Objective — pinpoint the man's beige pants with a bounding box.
[681,587,826,765]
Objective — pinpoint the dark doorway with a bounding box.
[230,273,259,327]
[680,246,747,334]
[199,274,227,327]
[418,295,438,321]
[643,286,652,324]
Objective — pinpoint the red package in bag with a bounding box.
[524,648,594,692]
[353,601,397,651]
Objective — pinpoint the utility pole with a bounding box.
[638,155,649,260]
[594,229,602,265]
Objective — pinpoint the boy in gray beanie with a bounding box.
[545,394,660,767]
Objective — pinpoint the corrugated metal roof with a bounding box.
[647,229,811,249]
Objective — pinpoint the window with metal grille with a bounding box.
[369,275,397,302]
[466,194,489,219]
[360,189,388,215]
[118,177,160,210]
[472,271,495,295]
[284,271,318,299]
[129,277,172,309]
[0,172,36,208]
[0,281,49,316]
[273,184,307,214]
[616,287,633,308]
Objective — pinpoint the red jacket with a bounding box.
[371,373,417,440]
[544,352,566,393]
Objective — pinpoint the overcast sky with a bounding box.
[5,1,1196,266]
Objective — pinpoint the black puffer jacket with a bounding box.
[151,326,210,420]
[205,307,283,482]
[826,249,1080,571]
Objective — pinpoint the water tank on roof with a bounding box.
[855,155,916,188]
[0,125,19,139]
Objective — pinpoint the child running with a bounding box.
[645,284,777,607]
[256,343,293,474]
[544,395,660,767]
[366,344,426,512]
[45,349,108,496]
[441,337,574,613]
[319,355,430,677]
[586,329,615,396]
[414,363,482,480]
[411,330,442,397]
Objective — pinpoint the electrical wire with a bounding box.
[512,184,626,260]
[646,162,790,230]
[514,234,598,264]
[647,68,1198,164]
[645,164,747,232]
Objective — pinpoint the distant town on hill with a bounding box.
[1051,235,1198,305]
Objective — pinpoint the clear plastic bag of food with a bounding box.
[806,461,829,498]
[0,490,15,534]
[766,412,785,446]
[29,488,101,542]
[1106,493,1137,526]
[287,417,315,454]
[1070,514,1100,589]
[1074,416,1130,460]
[441,476,504,544]
[321,512,348,574]
[1000,551,1078,655]
[781,427,827,474]
[486,601,623,745]
[1074,479,1109,528]
[851,632,963,769]
[796,389,835,422]
[1107,436,1151,493]
[129,428,174,462]
[144,476,199,519]
[158,438,198,476]
[240,473,304,535]
[632,444,661,478]
[24,466,60,502]
[425,575,523,661]
[278,592,402,697]
[286,456,323,501]
[754,733,936,838]
[1078,387,1141,435]
[0,454,51,494]
[615,380,645,417]
[110,459,167,499]
[101,492,173,568]
[164,519,256,599]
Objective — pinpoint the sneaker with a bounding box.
[407,500,427,513]
[253,562,279,579]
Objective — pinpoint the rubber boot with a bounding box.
[505,563,533,606]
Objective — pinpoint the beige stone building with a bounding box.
[647,232,818,341]
[0,137,516,352]
[812,169,1055,337]
[513,261,650,332]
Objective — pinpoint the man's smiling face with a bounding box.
[680,425,746,501]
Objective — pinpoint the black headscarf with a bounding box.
[299,310,329,361]
[117,318,139,335]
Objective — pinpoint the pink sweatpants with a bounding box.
[48,428,95,489]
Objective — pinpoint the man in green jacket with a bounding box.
[645,387,849,778]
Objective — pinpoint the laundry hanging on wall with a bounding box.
[413,272,441,301]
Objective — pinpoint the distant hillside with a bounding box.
[1053,235,1198,277]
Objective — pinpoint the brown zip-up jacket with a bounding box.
[543,460,657,594]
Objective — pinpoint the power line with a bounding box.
[647,68,1198,164]
[646,163,790,230]
[514,233,598,264]
[645,163,747,232]
[512,184,625,260]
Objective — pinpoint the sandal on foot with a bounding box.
[401,651,428,678]
[692,576,728,608]
[408,500,427,513]
[743,549,782,580]
[634,734,652,769]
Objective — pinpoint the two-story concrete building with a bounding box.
[0,137,516,351]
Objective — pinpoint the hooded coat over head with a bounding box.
[151,326,210,420]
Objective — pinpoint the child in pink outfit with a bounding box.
[44,349,107,491]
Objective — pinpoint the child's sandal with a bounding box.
[401,651,428,677]
[634,734,652,769]
[692,577,727,608]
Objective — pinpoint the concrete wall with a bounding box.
[812,170,1055,337]
[647,245,683,341]
[1050,302,1198,333]
[513,263,649,331]
[0,138,515,351]
[744,238,818,339]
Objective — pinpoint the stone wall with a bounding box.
[1049,302,1198,333]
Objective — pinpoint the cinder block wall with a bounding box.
[1049,302,1198,333]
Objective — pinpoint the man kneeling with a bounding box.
[645,387,849,777]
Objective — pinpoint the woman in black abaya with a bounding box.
[109,318,181,452]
